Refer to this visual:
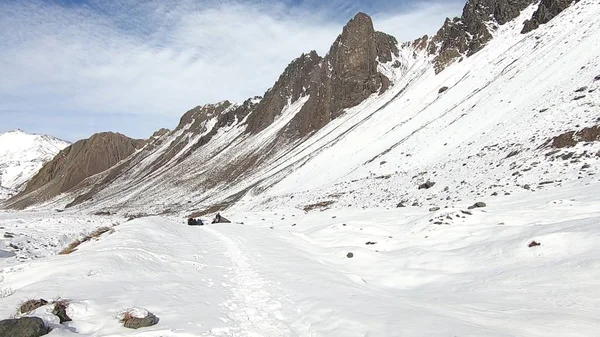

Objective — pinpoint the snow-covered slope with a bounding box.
[0,130,70,199]
[1,183,599,336]
[20,0,596,217]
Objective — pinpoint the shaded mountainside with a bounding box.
[4,0,599,214]
[6,132,145,209]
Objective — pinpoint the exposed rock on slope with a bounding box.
[522,0,577,33]
[247,12,399,136]
[412,0,536,73]
[10,12,402,212]
[287,13,399,136]
[6,132,145,209]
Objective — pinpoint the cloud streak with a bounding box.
[0,0,463,141]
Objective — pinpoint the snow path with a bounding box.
[203,227,292,337]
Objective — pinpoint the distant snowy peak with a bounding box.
[0,130,70,195]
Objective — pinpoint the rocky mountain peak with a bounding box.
[421,0,536,73]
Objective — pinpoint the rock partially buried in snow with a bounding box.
[120,308,159,329]
[429,206,440,212]
[0,317,51,337]
[52,301,72,324]
[418,180,436,190]
[528,240,541,248]
[20,299,49,314]
[467,202,487,209]
[346,252,354,258]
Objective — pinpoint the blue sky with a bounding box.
[0,0,464,141]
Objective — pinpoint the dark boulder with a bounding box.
[212,213,231,224]
[52,302,72,324]
[418,180,436,189]
[438,86,449,93]
[528,240,541,247]
[467,202,487,209]
[346,252,354,258]
[0,317,51,337]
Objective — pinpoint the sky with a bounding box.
[0,0,464,141]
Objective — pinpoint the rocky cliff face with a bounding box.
[414,0,536,73]
[287,13,399,136]
[7,132,145,209]
[522,0,577,33]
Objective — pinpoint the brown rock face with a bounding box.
[522,0,576,34]
[548,125,600,148]
[286,13,399,136]
[246,13,399,136]
[424,0,536,73]
[245,52,322,133]
[7,132,145,209]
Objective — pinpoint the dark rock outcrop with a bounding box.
[0,317,51,337]
[413,0,536,73]
[546,125,600,148]
[522,0,576,34]
[247,13,399,136]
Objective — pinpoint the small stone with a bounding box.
[429,206,440,212]
[528,240,541,248]
[346,252,354,258]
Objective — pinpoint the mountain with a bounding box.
[4,0,599,214]
[6,132,146,209]
[0,130,70,200]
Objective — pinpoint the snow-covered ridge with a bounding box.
[0,130,70,199]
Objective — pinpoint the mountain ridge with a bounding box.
[4,0,599,213]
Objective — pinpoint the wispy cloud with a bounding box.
[0,0,463,141]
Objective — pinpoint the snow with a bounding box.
[1,182,600,336]
[0,129,69,199]
[1,1,600,336]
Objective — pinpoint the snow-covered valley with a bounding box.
[1,181,600,336]
[1,0,600,336]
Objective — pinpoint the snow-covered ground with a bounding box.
[1,181,599,336]
[0,129,70,199]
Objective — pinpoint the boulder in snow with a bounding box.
[52,301,72,324]
[120,308,159,329]
[418,181,435,189]
[346,252,354,258]
[20,299,48,314]
[528,240,541,248]
[0,317,51,337]
[467,202,487,209]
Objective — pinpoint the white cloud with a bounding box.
[0,0,462,139]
